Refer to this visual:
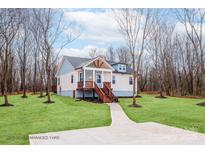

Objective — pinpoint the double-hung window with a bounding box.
[71,75,74,84]
[129,77,133,85]
[112,76,116,84]
[58,78,60,85]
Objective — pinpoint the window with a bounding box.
[122,65,126,71]
[118,64,126,72]
[71,75,74,83]
[79,72,83,82]
[112,75,116,84]
[58,78,60,85]
[129,77,133,85]
[96,74,101,83]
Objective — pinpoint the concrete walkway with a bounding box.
[29,103,205,145]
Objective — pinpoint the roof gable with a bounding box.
[60,56,133,74]
[83,57,113,70]
[56,57,74,76]
[64,56,90,68]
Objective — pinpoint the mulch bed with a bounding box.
[21,95,28,98]
[128,103,142,108]
[43,101,55,104]
[196,102,205,107]
[0,103,14,107]
[136,95,142,98]
[38,95,46,98]
[155,95,167,99]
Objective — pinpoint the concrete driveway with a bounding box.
[29,103,205,145]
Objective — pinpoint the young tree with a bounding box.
[33,9,79,103]
[114,9,154,107]
[16,9,31,98]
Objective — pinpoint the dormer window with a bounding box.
[118,64,126,72]
[122,65,126,71]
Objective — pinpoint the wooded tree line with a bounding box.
[140,9,205,97]
[106,9,205,99]
[0,8,78,106]
[1,8,205,106]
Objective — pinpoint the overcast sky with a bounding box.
[58,8,127,58]
[58,8,183,58]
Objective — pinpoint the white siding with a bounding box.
[57,70,79,92]
[58,59,74,76]
[112,73,137,93]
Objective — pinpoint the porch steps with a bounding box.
[102,82,118,102]
[94,82,118,103]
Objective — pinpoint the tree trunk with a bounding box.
[4,94,9,105]
[47,68,52,103]
[33,53,37,94]
[22,67,27,98]
[1,82,4,96]
[39,75,43,97]
[132,71,136,105]
[2,81,12,106]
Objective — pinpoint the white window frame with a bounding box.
[58,78,60,85]
[71,75,74,84]
[129,76,133,85]
[112,75,116,84]
[79,72,83,82]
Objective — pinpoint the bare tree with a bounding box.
[33,9,79,103]
[114,9,154,107]
[89,48,98,58]
[16,9,31,98]
[0,9,21,106]
[106,46,116,62]
[116,47,131,64]
[175,9,205,95]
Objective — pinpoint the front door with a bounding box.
[95,71,102,88]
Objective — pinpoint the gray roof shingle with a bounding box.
[64,56,133,74]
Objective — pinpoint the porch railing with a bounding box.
[77,81,94,89]
[77,81,112,90]
[77,81,84,89]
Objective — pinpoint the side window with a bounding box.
[79,72,83,82]
[58,78,60,85]
[71,75,74,84]
[129,77,133,85]
[112,75,116,84]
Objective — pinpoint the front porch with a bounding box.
[77,67,113,90]
[76,69,117,103]
[75,57,117,103]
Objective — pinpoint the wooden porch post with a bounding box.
[102,71,104,87]
[93,70,95,88]
[83,68,86,88]
[92,89,95,100]
[83,89,85,99]
[110,71,112,89]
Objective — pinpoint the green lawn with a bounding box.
[119,94,205,133]
[0,94,111,145]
